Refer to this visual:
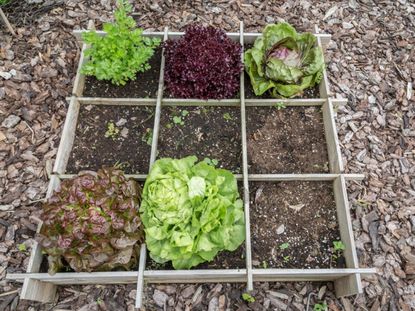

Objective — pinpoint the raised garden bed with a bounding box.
[6,23,375,309]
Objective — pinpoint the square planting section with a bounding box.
[246,106,329,174]
[249,181,344,269]
[157,106,242,173]
[82,47,162,98]
[67,104,155,174]
[6,26,375,307]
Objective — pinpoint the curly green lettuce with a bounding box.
[140,156,245,269]
[244,22,325,98]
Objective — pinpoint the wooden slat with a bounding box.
[240,21,253,292]
[315,26,331,98]
[333,175,362,297]
[135,244,147,309]
[149,27,168,167]
[52,97,80,174]
[247,174,364,181]
[77,98,157,106]
[245,98,325,106]
[322,99,344,173]
[144,269,246,283]
[72,20,95,96]
[162,98,240,106]
[253,268,374,282]
[0,8,16,36]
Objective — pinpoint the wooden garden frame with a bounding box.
[6,22,376,308]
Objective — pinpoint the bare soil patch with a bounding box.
[157,106,242,173]
[67,105,154,174]
[246,106,329,174]
[250,181,345,269]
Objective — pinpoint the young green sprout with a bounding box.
[142,128,153,146]
[279,242,289,250]
[223,112,233,121]
[242,293,255,303]
[313,302,328,311]
[105,122,119,139]
[274,102,286,110]
[331,240,346,264]
[203,157,219,166]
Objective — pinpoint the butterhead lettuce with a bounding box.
[244,22,325,98]
[140,156,245,269]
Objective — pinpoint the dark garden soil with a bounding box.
[157,106,242,173]
[246,106,330,174]
[66,105,155,174]
[145,244,246,271]
[243,45,320,99]
[249,181,345,269]
[82,47,162,98]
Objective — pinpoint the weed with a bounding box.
[105,122,119,139]
[223,112,233,121]
[279,242,289,250]
[242,293,255,303]
[274,102,286,110]
[142,128,153,146]
[314,302,328,311]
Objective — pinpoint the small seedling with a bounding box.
[172,115,186,126]
[142,128,153,146]
[331,240,346,263]
[105,122,119,139]
[223,112,233,121]
[166,123,172,129]
[262,261,268,269]
[181,110,189,117]
[203,157,219,166]
[333,241,345,252]
[274,102,286,110]
[242,293,255,303]
[314,302,328,311]
[17,243,26,252]
[279,242,289,250]
[283,255,291,262]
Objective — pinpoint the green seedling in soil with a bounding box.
[0,0,10,5]
[242,293,255,303]
[279,242,290,250]
[314,302,328,311]
[331,240,345,265]
[17,244,26,252]
[166,123,172,129]
[181,110,189,117]
[142,128,153,146]
[274,102,286,110]
[283,255,291,262]
[172,116,184,125]
[105,122,119,139]
[203,157,219,167]
[223,112,233,121]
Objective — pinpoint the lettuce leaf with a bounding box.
[244,22,325,98]
[140,156,245,269]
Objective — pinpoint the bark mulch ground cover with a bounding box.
[247,106,329,174]
[1,0,414,310]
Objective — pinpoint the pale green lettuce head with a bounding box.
[244,22,325,98]
[140,156,245,269]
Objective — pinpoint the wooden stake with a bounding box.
[0,8,16,36]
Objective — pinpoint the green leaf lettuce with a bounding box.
[140,156,245,269]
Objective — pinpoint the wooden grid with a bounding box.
[6,22,376,308]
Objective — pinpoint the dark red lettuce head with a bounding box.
[164,24,243,99]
